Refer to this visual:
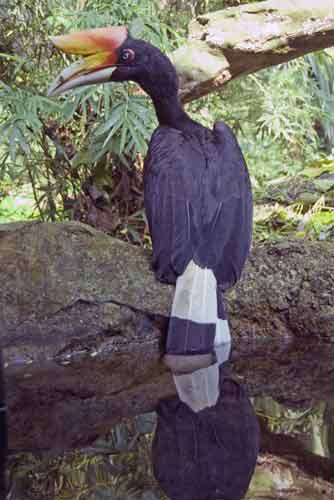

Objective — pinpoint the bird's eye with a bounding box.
[120,49,135,63]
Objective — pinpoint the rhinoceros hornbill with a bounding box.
[48,27,252,411]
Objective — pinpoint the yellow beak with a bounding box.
[48,26,128,96]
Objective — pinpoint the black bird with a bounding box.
[48,27,252,408]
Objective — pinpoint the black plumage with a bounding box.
[114,39,253,355]
[144,122,252,288]
[152,378,259,500]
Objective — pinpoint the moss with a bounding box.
[272,46,291,54]
[193,0,334,51]
[179,0,334,102]
[230,0,334,20]
[172,40,229,85]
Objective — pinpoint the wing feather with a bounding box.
[144,123,253,289]
[144,128,193,283]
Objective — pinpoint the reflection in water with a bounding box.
[153,380,259,499]
[5,341,334,499]
[152,343,260,500]
[248,397,334,499]
[255,398,334,458]
[172,343,232,413]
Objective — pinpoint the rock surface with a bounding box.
[1,221,334,451]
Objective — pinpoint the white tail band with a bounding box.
[171,260,217,324]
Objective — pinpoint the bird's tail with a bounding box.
[166,260,230,357]
[0,350,7,497]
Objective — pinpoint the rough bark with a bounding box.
[174,0,334,102]
[1,221,334,452]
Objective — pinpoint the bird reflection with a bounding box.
[153,343,259,500]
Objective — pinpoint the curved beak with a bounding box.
[48,26,128,96]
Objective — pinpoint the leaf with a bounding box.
[127,120,147,154]
[128,111,152,140]
[130,17,145,38]
[8,127,18,163]
[103,119,124,149]
[302,166,334,179]
[16,127,30,155]
[119,121,129,154]
[313,179,334,192]
[95,106,123,136]
[61,101,78,121]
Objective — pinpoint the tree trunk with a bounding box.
[1,221,334,452]
[174,0,334,102]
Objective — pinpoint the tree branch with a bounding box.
[173,0,334,102]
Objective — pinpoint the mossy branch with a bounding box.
[172,0,334,102]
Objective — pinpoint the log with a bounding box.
[173,0,334,102]
[257,171,334,208]
[1,221,334,452]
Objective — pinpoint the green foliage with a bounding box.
[306,209,334,239]
[0,82,60,166]
[188,53,334,246]
[253,204,300,241]
[8,414,165,500]
[189,57,324,187]
[306,51,334,151]
[81,89,155,166]
[1,0,334,242]
[253,194,334,242]
[252,62,320,161]
[255,398,334,459]
[0,185,37,222]
[0,0,177,221]
[302,157,334,179]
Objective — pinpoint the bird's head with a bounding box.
[48,27,178,99]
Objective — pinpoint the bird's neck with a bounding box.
[151,93,201,134]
